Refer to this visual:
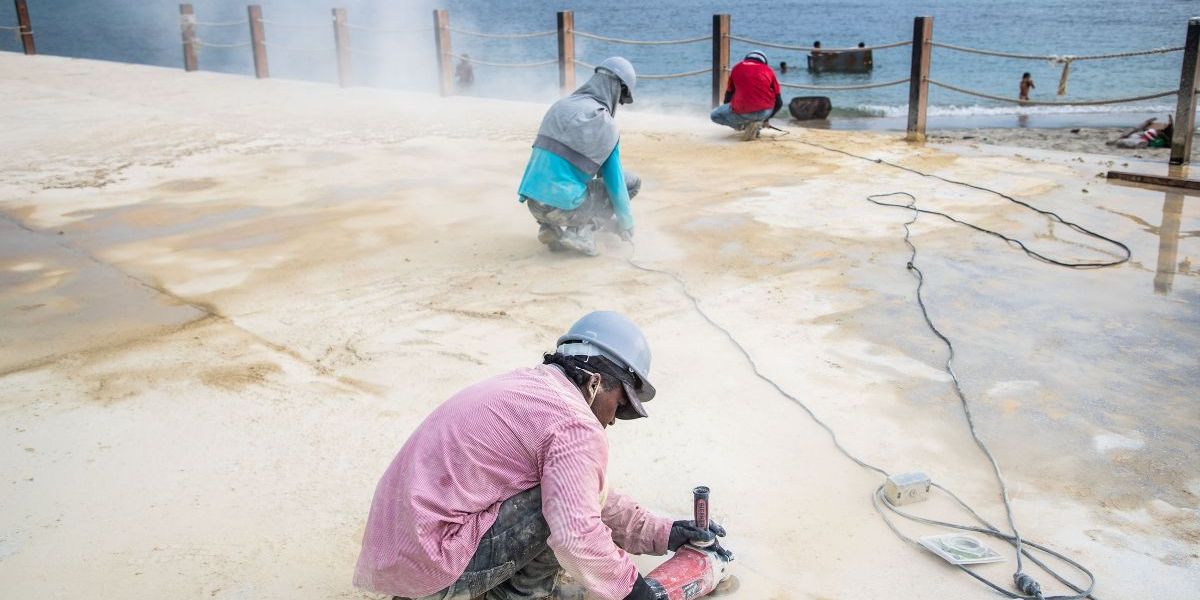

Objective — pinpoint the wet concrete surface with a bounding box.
[0,54,1197,598]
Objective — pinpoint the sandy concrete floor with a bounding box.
[0,53,1197,599]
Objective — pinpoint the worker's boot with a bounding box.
[741,120,763,141]
[557,226,598,257]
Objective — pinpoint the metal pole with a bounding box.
[712,14,730,108]
[248,5,269,79]
[333,7,351,87]
[14,0,34,55]
[557,11,575,95]
[906,16,933,142]
[1170,17,1200,165]
[179,4,198,71]
[433,9,453,96]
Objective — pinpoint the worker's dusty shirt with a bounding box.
[727,59,780,114]
[353,364,672,600]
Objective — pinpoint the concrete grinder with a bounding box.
[644,486,738,599]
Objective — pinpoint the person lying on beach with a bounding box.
[1019,72,1035,101]
[516,57,640,256]
[353,311,725,600]
[710,51,783,140]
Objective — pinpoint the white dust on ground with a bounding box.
[0,54,1198,599]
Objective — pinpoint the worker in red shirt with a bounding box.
[710,51,783,140]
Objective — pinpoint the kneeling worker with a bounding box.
[710,51,783,140]
[518,57,641,256]
[353,311,725,600]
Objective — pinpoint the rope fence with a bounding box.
[573,60,711,80]
[262,41,330,54]
[575,31,708,46]
[729,35,912,52]
[450,27,555,40]
[454,53,557,68]
[931,41,1184,63]
[927,79,1178,107]
[780,78,910,91]
[256,17,329,29]
[195,39,252,49]
[344,23,431,35]
[193,19,247,27]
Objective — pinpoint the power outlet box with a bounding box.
[884,472,931,506]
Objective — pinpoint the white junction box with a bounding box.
[884,471,931,506]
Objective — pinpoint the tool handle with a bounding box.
[692,486,710,530]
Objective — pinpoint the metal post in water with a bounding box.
[14,0,35,55]
[557,11,575,95]
[179,4,198,71]
[906,16,932,142]
[712,14,730,109]
[333,7,351,87]
[248,4,269,79]
[433,9,453,96]
[1170,17,1200,165]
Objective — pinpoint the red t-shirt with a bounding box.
[727,59,779,114]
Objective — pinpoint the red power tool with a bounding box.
[645,486,737,599]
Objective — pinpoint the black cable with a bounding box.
[621,138,1121,599]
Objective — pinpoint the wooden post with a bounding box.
[179,4,198,71]
[906,16,933,142]
[1155,190,1185,294]
[712,14,730,108]
[333,7,351,87]
[248,4,269,79]
[14,0,34,55]
[557,11,575,95]
[1171,18,1200,165]
[433,9,453,96]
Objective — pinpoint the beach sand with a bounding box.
[1,54,1197,599]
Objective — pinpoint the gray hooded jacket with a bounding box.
[532,71,624,176]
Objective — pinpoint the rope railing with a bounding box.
[450,27,556,40]
[729,35,912,52]
[574,60,711,79]
[927,79,1178,106]
[453,53,557,68]
[195,39,251,49]
[780,77,910,91]
[193,19,247,28]
[930,41,1184,62]
[262,41,329,54]
[256,17,330,29]
[344,23,431,34]
[574,31,708,46]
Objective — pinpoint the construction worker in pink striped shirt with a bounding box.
[354,311,725,600]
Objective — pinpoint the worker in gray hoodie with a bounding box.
[517,57,641,256]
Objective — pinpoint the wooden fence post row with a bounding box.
[433,9,453,96]
[248,4,269,78]
[179,3,198,71]
[557,11,575,95]
[905,16,932,142]
[332,7,351,87]
[1171,17,1200,165]
[711,14,730,109]
[14,0,35,55]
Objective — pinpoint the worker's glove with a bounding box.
[619,227,634,242]
[624,575,663,600]
[668,519,725,551]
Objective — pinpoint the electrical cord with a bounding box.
[622,139,1120,599]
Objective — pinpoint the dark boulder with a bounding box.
[788,96,832,121]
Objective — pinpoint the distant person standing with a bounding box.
[710,51,782,140]
[779,61,788,74]
[1019,72,1035,101]
[811,40,823,57]
[456,55,475,89]
[857,41,865,48]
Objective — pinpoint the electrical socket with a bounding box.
[885,472,931,506]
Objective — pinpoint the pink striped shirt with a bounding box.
[354,365,672,600]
